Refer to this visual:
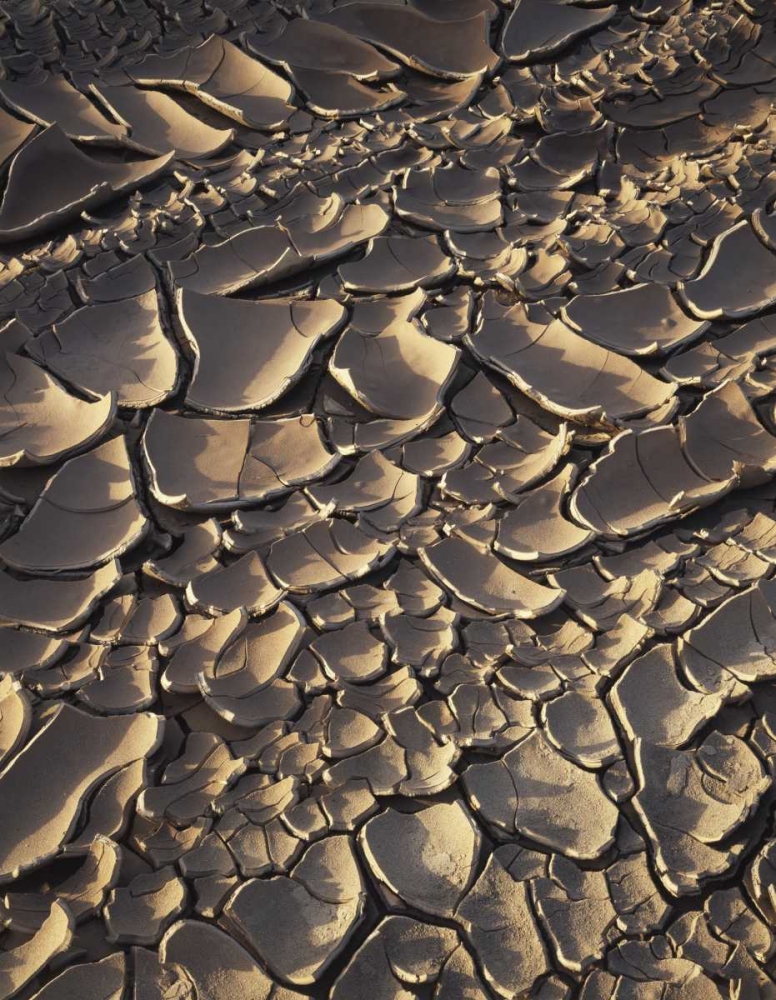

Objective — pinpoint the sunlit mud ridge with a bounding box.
[1,0,776,997]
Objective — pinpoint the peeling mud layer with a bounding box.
[3,0,776,998]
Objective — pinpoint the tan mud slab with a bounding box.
[0,1,776,998]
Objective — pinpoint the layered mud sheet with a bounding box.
[2,0,776,997]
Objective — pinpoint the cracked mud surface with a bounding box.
[2,0,776,997]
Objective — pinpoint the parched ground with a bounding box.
[0,0,775,997]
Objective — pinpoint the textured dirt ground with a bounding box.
[1,0,776,997]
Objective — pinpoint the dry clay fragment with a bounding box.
[549,563,661,632]
[324,708,382,759]
[29,289,178,409]
[161,609,246,693]
[143,410,339,511]
[448,683,515,748]
[0,125,173,241]
[363,708,454,801]
[604,845,669,935]
[91,83,234,158]
[730,510,776,563]
[468,293,675,425]
[186,551,284,616]
[245,17,400,80]
[451,371,513,443]
[602,74,720,128]
[170,198,389,295]
[268,518,395,593]
[663,313,776,388]
[330,311,459,422]
[321,295,464,451]
[395,163,503,233]
[0,703,161,882]
[177,289,345,413]
[532,855,618,974]
[0,74,126,143]
[680,219,776,320]
[610,644,723,748]
[3,835,120,931]
[25,643,105,698]
[78,254,155,303]
[284,65,407,117]
[678,577,776,690]
[633,732,769,895]
[72,646,158,713]
[423,286,474,344]
[682,379,776,484]
[307,449,419,518]
[747,838,776,930]
[160,919,304,1000]
[339,235,455,294]
[562,283,709,357]
[274,63,402,119]
[104,866,187,945]
[318,4,498,80]
[543,684,621,768]
[495,464,594,561]
[0,559,120,632]
[571,381,776,538]
[26,953,125,1000]
[123,35,294,130]
[360,801,481,918]
[420,534,564,617]
[0,901,73,1000]
[502,0,616,62]
[244,19,404,118]
[0,436,148,573]
[381,608,458,678]
[310,621,387,684]
[330,915,482,1000]
[0,346,115,467]
[456,848,551,997]
[463,728,618,860]
[89,591,180,647]
[146,519,222,587]
[225,835,366,985]
[198,601,304,727]
[698,539,769,586]
[138,732,245,826]
[0,105,36,171]
[569,425,732,541]
[401,428,471,476]
[226,493,326,555]
[579,965,721,1000]
[0,676,30,768]
[441,416,570,504]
